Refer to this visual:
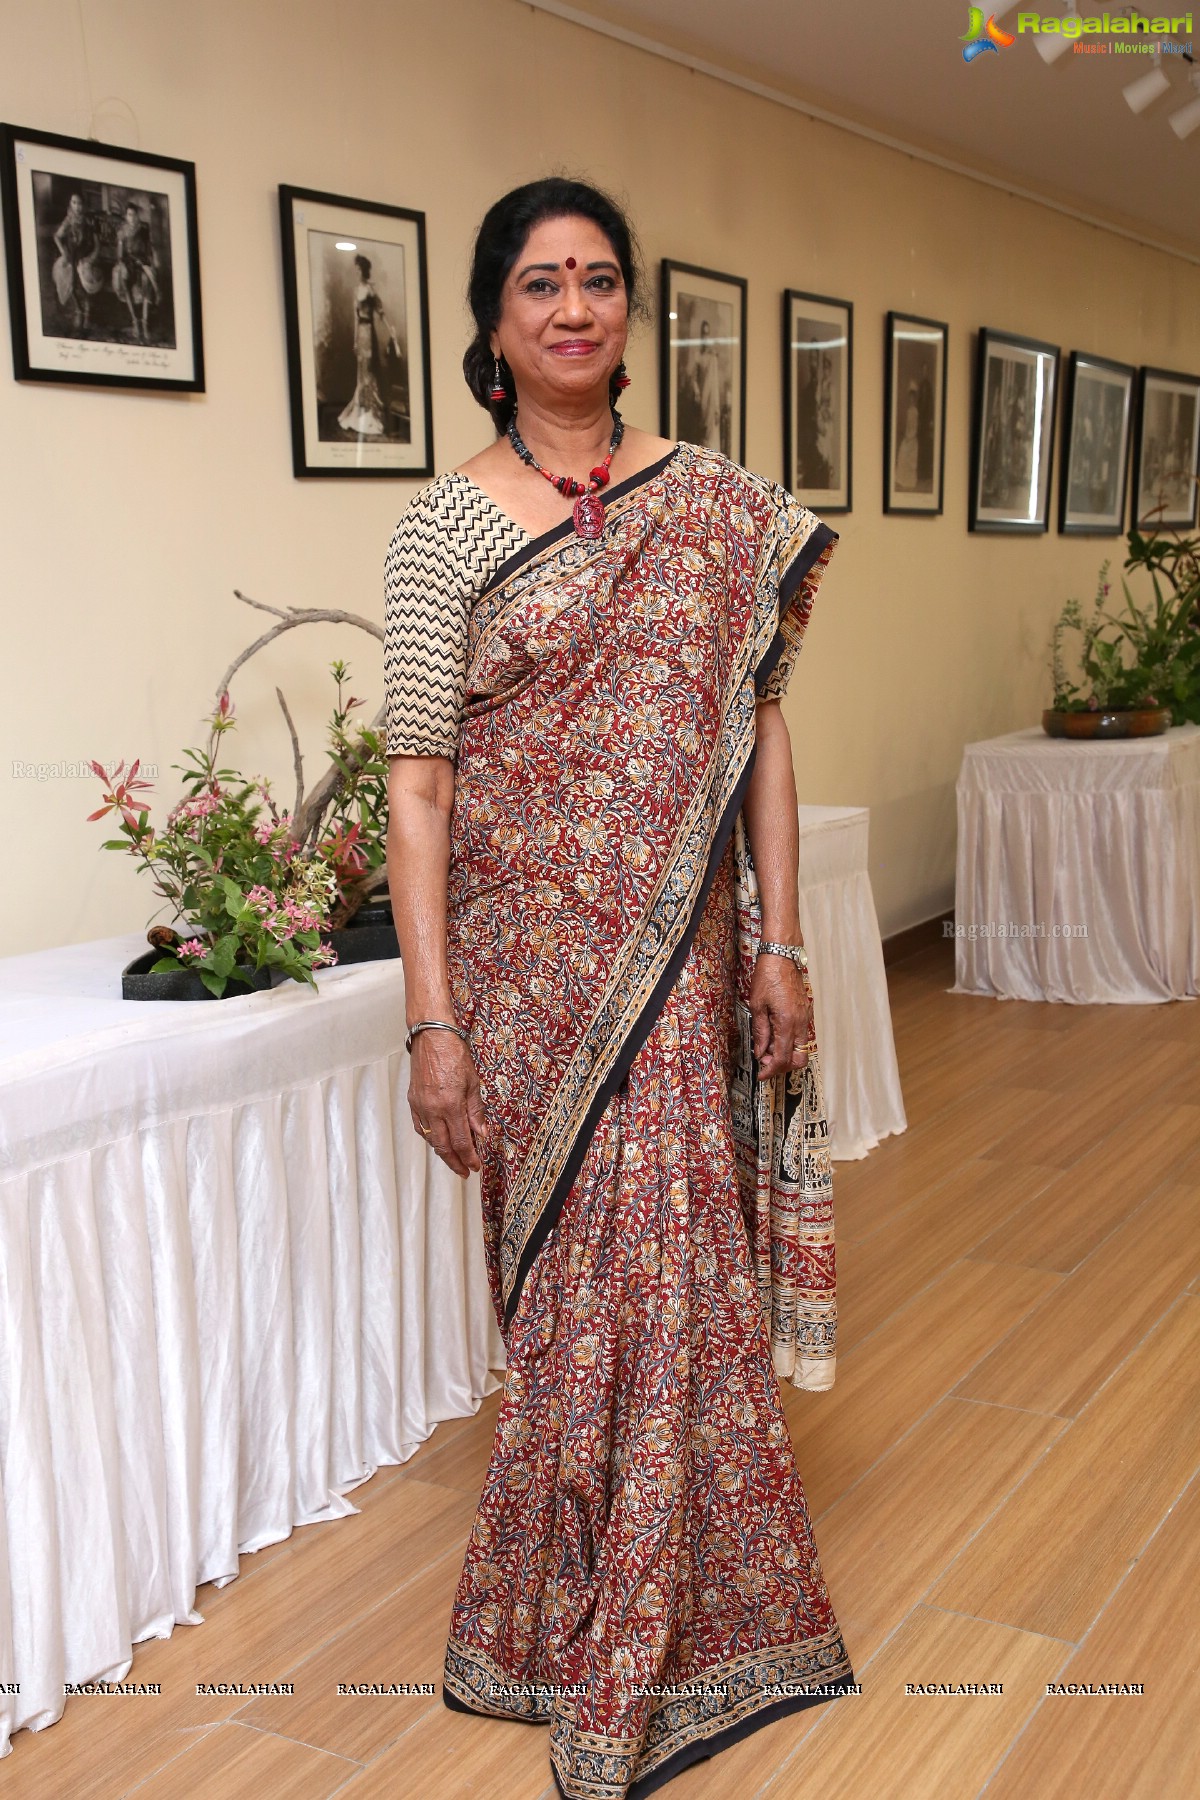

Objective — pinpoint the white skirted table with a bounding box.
[795,804,907,1159]
[951,723,1200,1003]
[0,935,502,1756]
[0,817,903,1754]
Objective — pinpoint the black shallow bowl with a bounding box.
[121,892,399,999]
[326,891,399,966]
[121,949,291,1002]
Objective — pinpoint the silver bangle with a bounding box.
[404,1018,470,1054]
[757,939,809,972]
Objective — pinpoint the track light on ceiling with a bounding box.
[1168,72,1200,137]
[1123,49,1171,113]
[1034,2,1078,64]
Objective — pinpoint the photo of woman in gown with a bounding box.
[50,193,102,334]
[691,315,725,453]
[894,379,920,491]
[337,252,400,438]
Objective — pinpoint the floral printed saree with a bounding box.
[439,442,853,1797]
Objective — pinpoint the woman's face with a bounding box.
[492,214,628,410]
[68,194,83,219]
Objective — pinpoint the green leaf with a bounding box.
[199,969,227,998]
[149,955,183,973]
[209,934,239,978]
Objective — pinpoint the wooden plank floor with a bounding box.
[7,939,1199,1799]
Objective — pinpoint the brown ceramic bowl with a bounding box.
[1041,706,1172,740]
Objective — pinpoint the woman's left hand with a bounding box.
[749,953,813,1079]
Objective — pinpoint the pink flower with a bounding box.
[177,938,207,960]
[168,791,222,827]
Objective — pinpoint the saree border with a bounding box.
[752,517,838,697]
[478,445,683,598]
[443,1628,855,1800]
[475,448,835,1327]
[504,720,758,1325]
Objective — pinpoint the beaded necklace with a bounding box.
[506,409,625,539]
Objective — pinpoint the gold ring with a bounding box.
[416,1121,432,1137]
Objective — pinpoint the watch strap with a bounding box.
[757,939,809,970]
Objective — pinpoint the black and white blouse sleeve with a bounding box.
[383,476,525,759]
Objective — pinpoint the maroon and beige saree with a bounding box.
[439,442,853,1797]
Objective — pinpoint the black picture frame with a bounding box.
[660,259,747,464]
[1058,351,1135,536]
[782,288,852,512]
[279,184,433,479]
[0,121,204,391]
[883,310,947,516]
[969,327,1060,533]
[1131,365,1200,532]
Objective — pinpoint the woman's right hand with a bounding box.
[408,1029,491,1178]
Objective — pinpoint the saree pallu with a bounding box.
[441,444,853,1798]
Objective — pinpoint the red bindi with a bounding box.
[565,257,576,270]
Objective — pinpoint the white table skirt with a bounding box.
[0,815,905,1753]
[0,936,502,1755]
[951,723,1200,1004]
[796,805,907,1159]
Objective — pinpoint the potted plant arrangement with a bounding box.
[1045,508,1200,739]
[89,589,396,1000]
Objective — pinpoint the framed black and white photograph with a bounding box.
[883,311,947,516]
[1058,351,1134,535]
[783,289,851,511]
[660,260,746,463]
[279,184,433,478]
[1131,365,1200,531]
[969,327,1060,533]
[0,123,203,390]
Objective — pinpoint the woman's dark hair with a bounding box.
[463,176,645,431]
[354,253,372,280]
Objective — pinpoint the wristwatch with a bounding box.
[757,939,809,972]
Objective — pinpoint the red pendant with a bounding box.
[573,491,605,538]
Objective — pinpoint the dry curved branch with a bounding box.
[275,686,305,821]
[213,588,391,916]
[213,593,383,702]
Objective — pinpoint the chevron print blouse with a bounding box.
[384,475,527,758]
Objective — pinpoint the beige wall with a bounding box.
[3,0,1198,954]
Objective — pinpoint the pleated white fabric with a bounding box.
[952,724,1200,1004]
[795,805,907,1160]
[0,935,502,1754]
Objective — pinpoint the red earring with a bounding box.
[489,356,507,403]
[614,362,631,391]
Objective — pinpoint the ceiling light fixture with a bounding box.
[1035,1,1079,64]
[1123,47,1171,113]
[1168,71,1200,137]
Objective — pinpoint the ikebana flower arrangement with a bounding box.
[1046,506,1200,736]
[88,587,392,998]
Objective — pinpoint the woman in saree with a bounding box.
[384,178,854,1800]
